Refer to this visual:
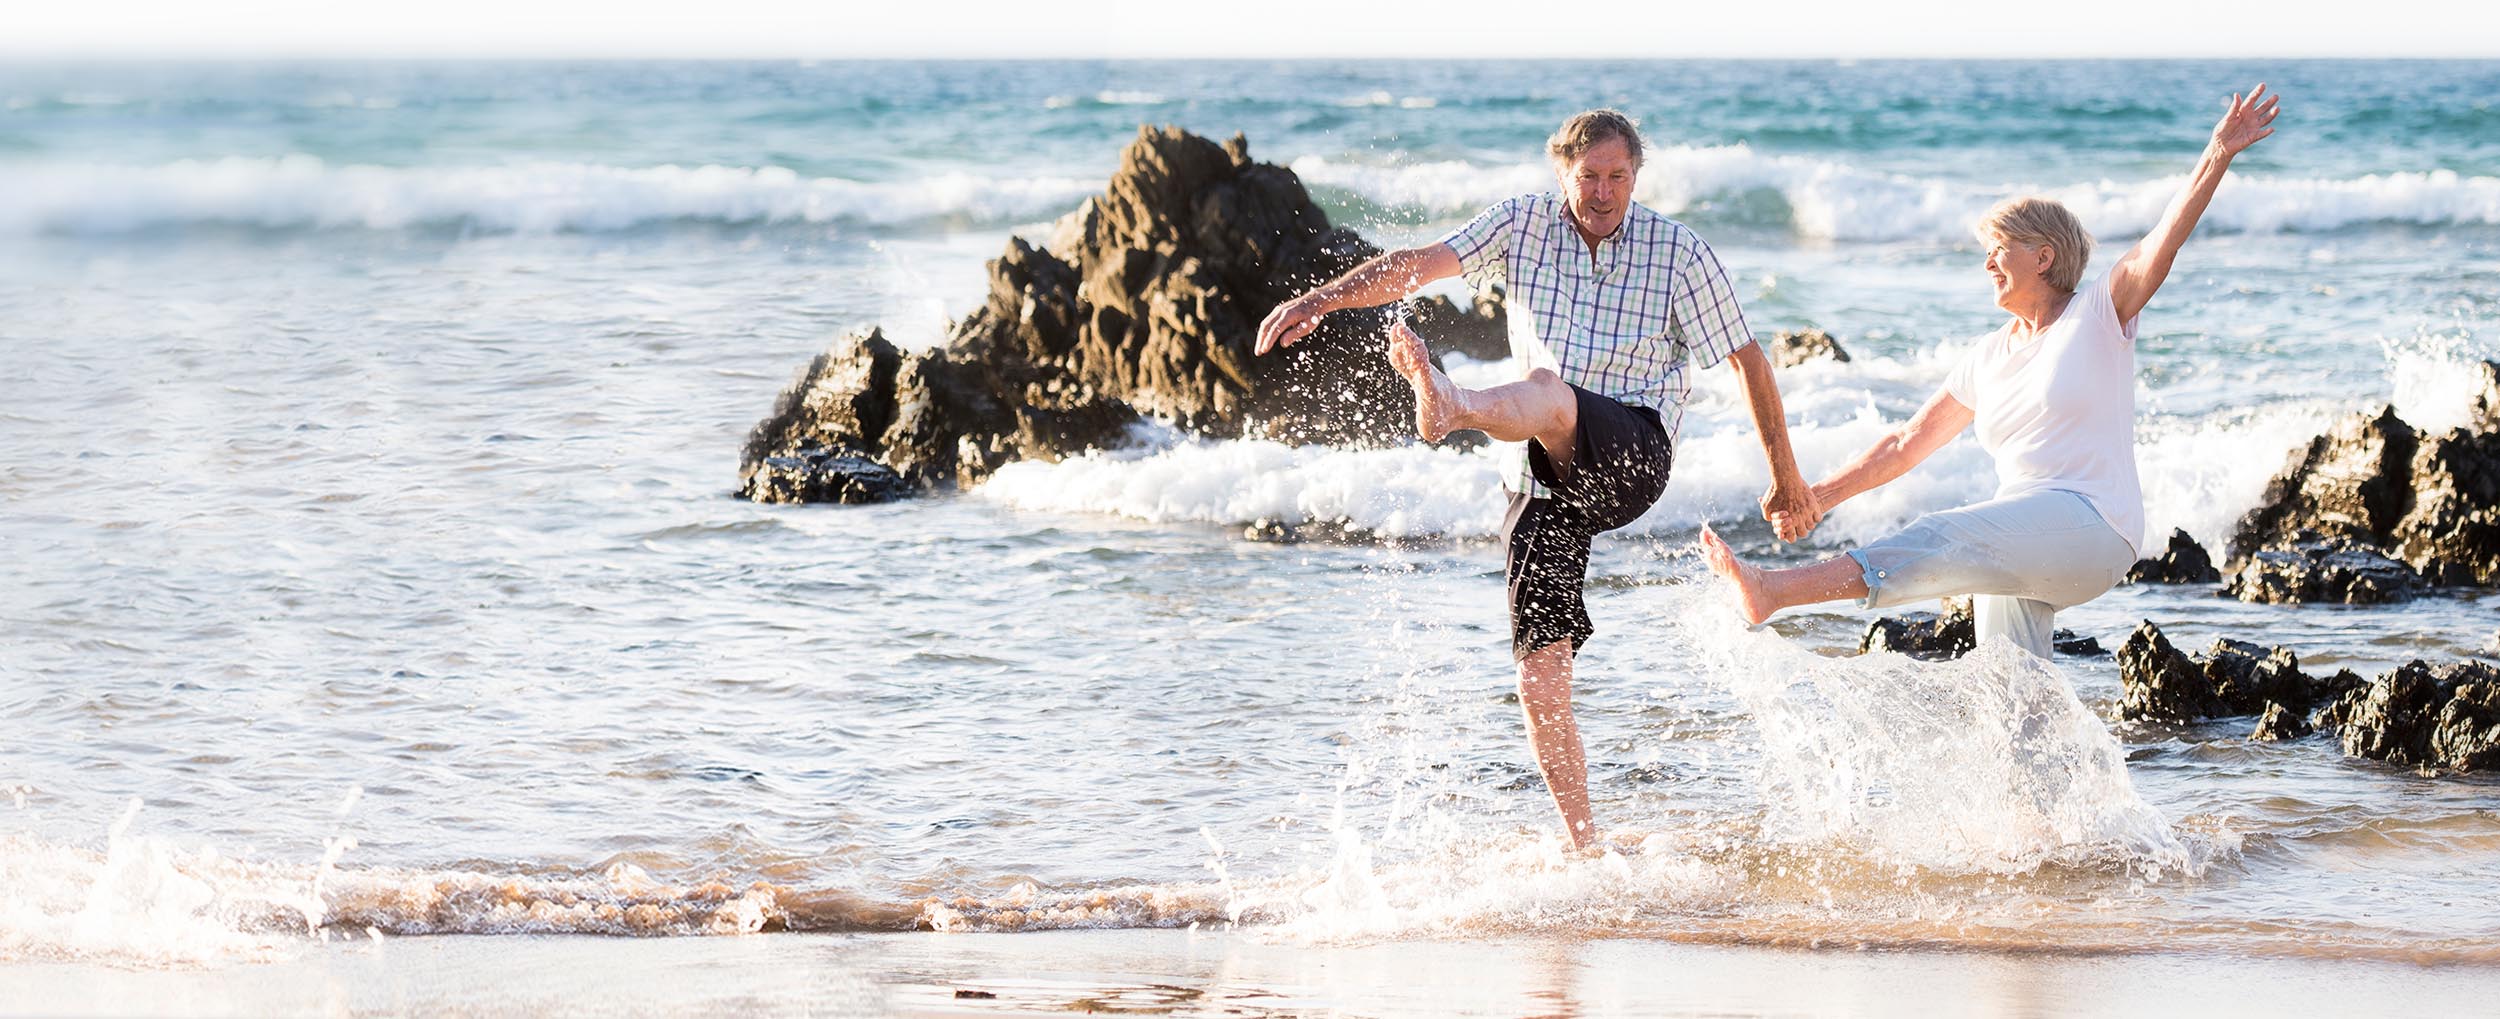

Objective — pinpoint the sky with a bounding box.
[9,0,2498,59]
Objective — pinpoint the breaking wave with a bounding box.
[0,157,1098,234]
[1291,147,2500,242]
[7,149,2498,241]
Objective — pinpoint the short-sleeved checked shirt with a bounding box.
[1438,193,1755,494]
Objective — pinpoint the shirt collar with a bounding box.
[1558,198,1628,247]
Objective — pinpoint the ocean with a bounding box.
[2,59,2497,1010]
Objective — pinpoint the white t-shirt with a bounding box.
[1942,272,2144,554]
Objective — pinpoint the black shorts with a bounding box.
[1504,384,1673,661]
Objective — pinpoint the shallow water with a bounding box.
[3,60,2498,972]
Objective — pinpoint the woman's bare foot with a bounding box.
[1698,526,1779,626]
[1384,321,1466,442]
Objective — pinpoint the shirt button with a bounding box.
[1876,570,1888,579]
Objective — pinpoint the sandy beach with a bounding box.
[11,928,2500,1018]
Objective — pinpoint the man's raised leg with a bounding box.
[1386,322,1579,476]
[1517,638,1596,848]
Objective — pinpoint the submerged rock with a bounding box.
[2115,621,2358,724]
[2054,633,2108,657]
[741,449,907,505]
[2125,528,2222,585]
[2223,375,2500,593]
[1769,329,1850,369]
[2333,660,2500,773]
[1856,598,2098,660]
[2224,530,2424,605]
[2251,701,2315,742]
[1858,609,1973,661]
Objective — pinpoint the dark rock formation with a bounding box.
[2228,406,2419,558]
[742,448,906,505]
[2391,425,2500,586]
[2251,701,2314,741]
[2115,621,2358,724]
[1856,598,2098,660]
[2224,375,2500,592]
[2333,660,2500,773]
[2125,528,2222,585]
[2224,530,2424,605]
[1769,329,1851,369]
[741,127,1444,502]
[2054,633,2108,657]
[1859,609,1973,661]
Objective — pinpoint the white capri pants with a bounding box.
[1844,489,2137,659]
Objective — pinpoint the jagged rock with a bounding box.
[2390,425,2500,586]
[2225,530,2424,604]
[2224,378,2500,589]
[2116,622,2211,722]
[2336,660,2500,773]
[2311,673,2373,731]
[2251,701,2314,741]
[2125,528,2222,584]
[1769,329,1850,369]
[1857,597,2097,660]
[2227,406,2418,560]
[742,126,1444,501]
[2116,621,2356,723]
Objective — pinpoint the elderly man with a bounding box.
[1256,109,1819,849]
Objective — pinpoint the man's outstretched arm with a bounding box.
[1726,342,1821,541]
[1254,244,1463,354]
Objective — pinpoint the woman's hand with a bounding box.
[1761,474,1822,542]
[2210,83,2280,160]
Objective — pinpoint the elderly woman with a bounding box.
[1701,84,2281,656]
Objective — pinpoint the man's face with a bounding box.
[1556,136,1638,239]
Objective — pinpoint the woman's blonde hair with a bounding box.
[1976,196,2093,293]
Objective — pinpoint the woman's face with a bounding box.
[1982,234,2056,310]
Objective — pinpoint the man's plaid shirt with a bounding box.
[1439,193,1754,495]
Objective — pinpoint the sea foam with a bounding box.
[975,345,2331,554]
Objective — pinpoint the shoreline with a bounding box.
[10,928,2500,1018]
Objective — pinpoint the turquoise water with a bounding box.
[2,61,2496,970]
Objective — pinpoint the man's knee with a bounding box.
[1524,369,1576,430]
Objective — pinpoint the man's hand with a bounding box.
[1256,293,1329,355]
[1761,474,1822,543]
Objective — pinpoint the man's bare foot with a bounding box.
[1385,321,1466,442]
[1698,525,1778,626]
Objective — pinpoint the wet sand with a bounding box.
[9,929,2500,1018]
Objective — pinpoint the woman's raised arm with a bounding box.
[2109,83,2282,324]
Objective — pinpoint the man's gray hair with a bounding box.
[1547,109,1645,168]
